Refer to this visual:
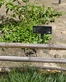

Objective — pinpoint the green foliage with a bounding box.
[5,1,62,24]
[22,0,29,3]
[0,0,62,43]
[0,0,4,7]
[0,21,42,43]
[0,67,66,82]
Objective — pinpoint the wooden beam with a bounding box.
[0,56,66,63]
[35,66,66,71]
[0,43,66,50]
[0,66,66,71]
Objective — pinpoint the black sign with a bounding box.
[33,26,52,34]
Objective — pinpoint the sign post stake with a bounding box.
[59,0,61,4]
[41,34,44,43]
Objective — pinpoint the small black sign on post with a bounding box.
[33,26,52,43]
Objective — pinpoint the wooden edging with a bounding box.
[0,66,66,71]
[0,56,66,63]
[35,66,66,71]
[0,43,66,50]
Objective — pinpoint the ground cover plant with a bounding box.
[0,0,62,43]
[0,67,66,82]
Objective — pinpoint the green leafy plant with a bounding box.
[0,0,62,43]
[5,1,62,24]
[22,0,29,3]
[0,0,4,7]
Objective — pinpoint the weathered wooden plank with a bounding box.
[0,66,66,71]
[0,56,66,63]
[35,66,66,71]
[0,43,66,50]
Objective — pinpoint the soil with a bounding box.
[0,0,66,68]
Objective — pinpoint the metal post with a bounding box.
[59,0,61,4]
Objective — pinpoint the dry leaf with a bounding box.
[47,69,61,73]
[61,31,66,34]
